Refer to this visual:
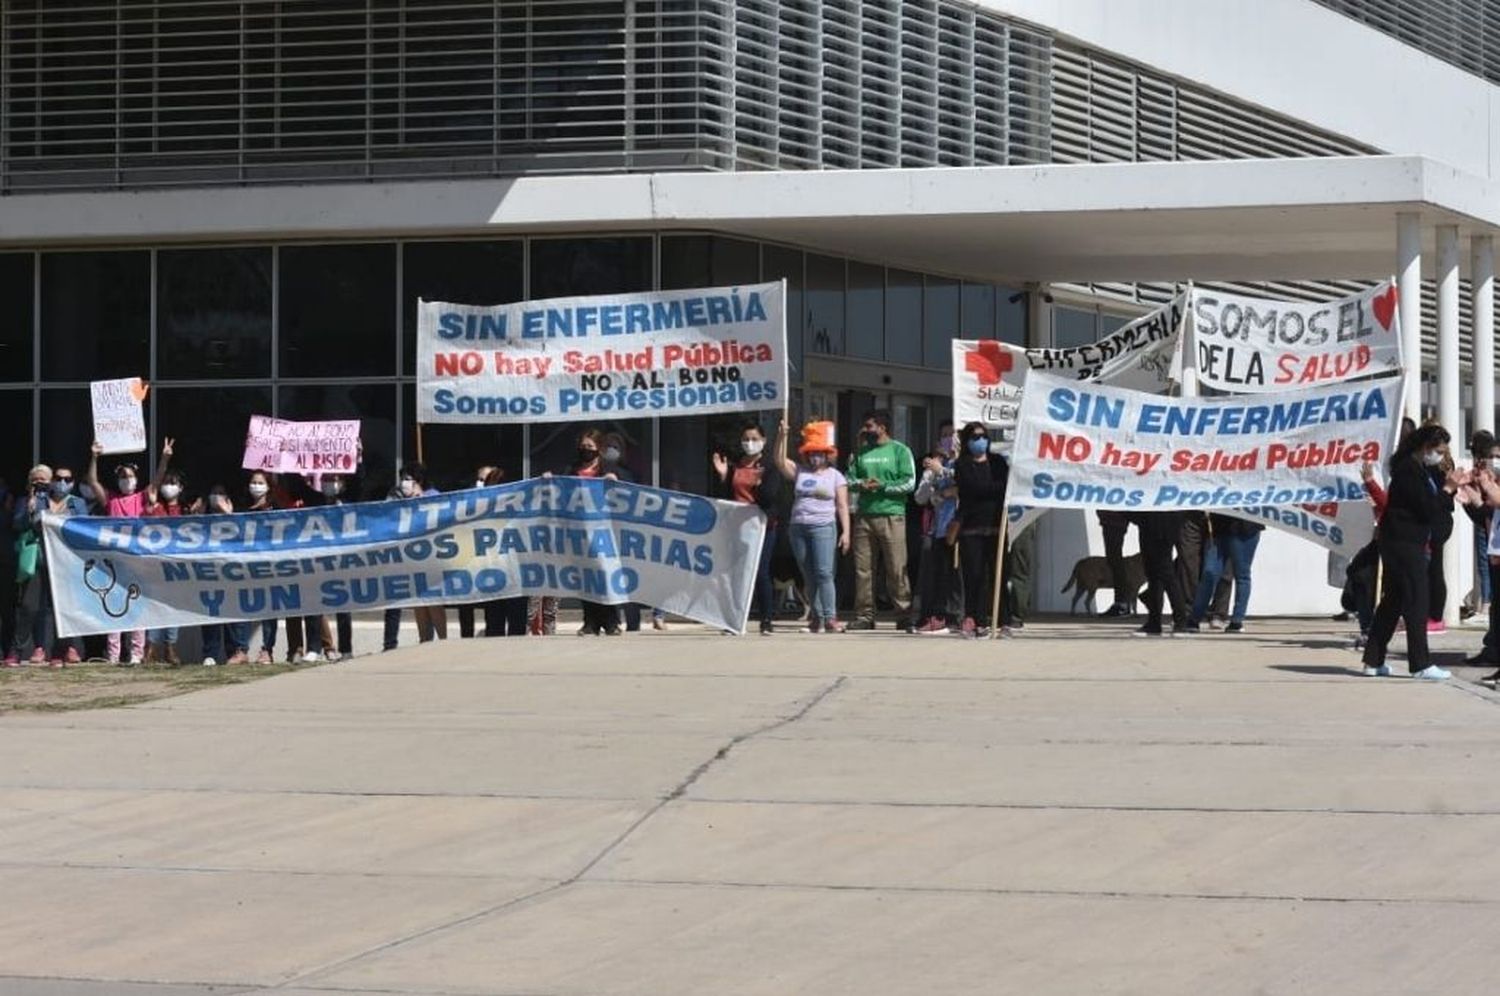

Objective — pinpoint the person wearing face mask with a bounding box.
[141,468,190,664]
[1463,431,1496,626]
[561,429,624,636]
[846,410,917,632]
[1423,439,1460,635]
[241,470,286,663]
[474,466,530,637]
[1464,444,1500,681]
[774,420,848,633]
[1362,424,1467,680]
[191,485,247,666]
[713,420,784,634]
[6,464,89,666]
[458,465,500,639]
[86,438,173,666]
[954,422,1011,638]
[318,474,355,661]
[913,446,960,635]
[382,463,448,651]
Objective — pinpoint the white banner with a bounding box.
[952,295,1183,449]
[1189,280,1402,393]
[1219,500,1375,556]
[43,478,766,638]
[90,377,148,455]
[418,282,786,424]
[1010,370,1405,513]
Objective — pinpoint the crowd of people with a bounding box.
[2,407,1498,681]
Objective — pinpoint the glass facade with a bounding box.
[0,232,1024,502]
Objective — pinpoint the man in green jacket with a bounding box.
[847,409,916,631]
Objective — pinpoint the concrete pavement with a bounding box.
[2,617,1500,995]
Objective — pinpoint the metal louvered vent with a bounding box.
[1050,42,1375,163]
[1313,0,1500,86]
[0,0,1053,193]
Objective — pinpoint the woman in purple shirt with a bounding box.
[773,419,851,633]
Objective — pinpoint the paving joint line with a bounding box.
[265,675,848,992]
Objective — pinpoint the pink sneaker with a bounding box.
[1426,620,1446,634]
[2,654,18,667]
[917,617,949,635]
[28,648,46,665]
[65,647,82,664]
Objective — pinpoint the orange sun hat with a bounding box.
[798,420,837,461]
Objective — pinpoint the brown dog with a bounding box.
[1061,553,1146,614]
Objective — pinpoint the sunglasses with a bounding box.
[55,475,73,482]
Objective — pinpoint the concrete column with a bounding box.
[1397,212,1423,417]
[1474,235,1496,435]
[1437,224,1467,626]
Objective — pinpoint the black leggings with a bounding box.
[1140,517,1186,629]
[1364,540,1431,674]
[1427,539,1447,622]
[958,531,1013,627]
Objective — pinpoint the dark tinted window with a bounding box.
[157,247,273,379]
[762,246,804,381]
[923,276,959,369]
[660,235,761,290]
[529,237,652,299]
[0,255,34,383]
[846,262,884,361]
[402,383,524,490]
[998,285,1027,345]
[41,252,150,381]
[805,254,845,356]
[279,244,397,378]
[0,390,35,490]
[885,269,923,366]
[153,385,273,504]
[37,388,94,473]
[960,283,995,339]
[401,240,523,376]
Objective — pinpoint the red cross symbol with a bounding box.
[964,340,1014,386]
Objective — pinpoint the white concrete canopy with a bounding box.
[3,155,1500,286]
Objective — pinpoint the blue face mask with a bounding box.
[967,437,990,456]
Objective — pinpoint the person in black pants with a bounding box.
[1362,424,1463,679]
[1096,510,1133,616]
[1132,510,1188,637]
[954,422,1010,637]
[1465,438,1500,672]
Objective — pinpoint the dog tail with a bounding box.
[1060,568,1077,594]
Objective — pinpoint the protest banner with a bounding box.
[1189,280,1402,393]
[1220,500,1375,556]
[242,416,361,474]
[417,282,786,424]
[1009,370,1405,513]
[43,477,766,638]
[952,294,1183,450]
[90,377,148,455]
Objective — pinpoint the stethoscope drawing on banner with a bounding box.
[83,559,141,620]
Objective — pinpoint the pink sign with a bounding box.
[242,416,360,474]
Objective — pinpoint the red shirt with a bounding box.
[731,463,764,504]
[145,501,184,517]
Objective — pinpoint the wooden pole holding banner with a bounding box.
[988,481,1011,639]
[415,423,425,466]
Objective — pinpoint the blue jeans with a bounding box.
[788,521,837,622]
[1192,531,1261,624]
[1477,521,1492,604]
[149,627,179,644]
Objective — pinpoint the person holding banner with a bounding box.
[382,464,448,648]
[86,438,173,665]
[141,467,188,665]
[847,410,917,632]
[774,418,850,635]
[954,422,1010,638]
[1361,425,1466,680]
[713,420,783,635]
[243,470,286,663]
[1133,512,1190,638]
[8,465,88,666]
[559,431,623,637]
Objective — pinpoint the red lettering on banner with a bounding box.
[1038,432,1091,463]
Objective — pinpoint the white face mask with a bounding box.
[399,478,419,497]
[248,482,269,498]
[117,477,137,495]
[742,439,764,456]
[602,447,622,464]
[808,453,828,469]
[322,480,343,498]
[1489,458,1500,475]
[474,479,488,489]
[1422,450,1444,467]
[159,484,181,502]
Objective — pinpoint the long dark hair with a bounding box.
[957,421,989,462]
[1390,423,1449,472]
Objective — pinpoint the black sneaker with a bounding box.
[846,619,877,631]
[896,617,915,634]
[1133,624,1164,638]
[1484,669,1500,686]
[760,619,774,635]
[1099,603,1130,618]
[1179,621,1201,634]
[1224,622,1245,634]
[1465,652,1499,666]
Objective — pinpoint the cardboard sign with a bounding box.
[418,282,787,424]
[91,378,148,455]
[242,416,360,474]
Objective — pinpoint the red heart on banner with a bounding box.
[1372,285,1398,331]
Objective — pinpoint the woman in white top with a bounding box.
[774,419,851,633]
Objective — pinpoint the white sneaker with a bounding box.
[1413,665,1452,681]
[302,652,321,663]
[1362,664,1390,677]
[324,650,342,663]
[128,653,143,666]
[289,652,305,665]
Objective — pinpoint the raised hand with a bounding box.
[711,452,729,479]
[161,437,175,458]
